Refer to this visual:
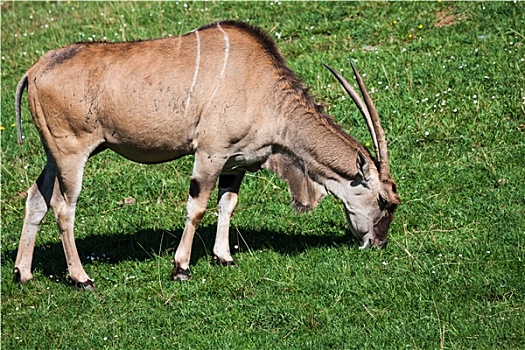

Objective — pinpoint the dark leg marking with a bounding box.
[189,178,201,198]
[218,174,237,191]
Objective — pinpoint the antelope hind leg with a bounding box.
[14,158,57,283]
[51,154,94,289]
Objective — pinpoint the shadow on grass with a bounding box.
[2,225,356,283]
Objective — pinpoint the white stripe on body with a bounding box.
[208,23,230,104]
[184,30,201,119]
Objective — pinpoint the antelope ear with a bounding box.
[356,149,371,181]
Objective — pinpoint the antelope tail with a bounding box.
[15,73,29,145]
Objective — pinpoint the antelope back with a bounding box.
[22,21,284,163]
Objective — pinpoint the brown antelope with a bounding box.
[14,21,400,288]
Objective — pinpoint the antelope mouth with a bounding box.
[358,236,388,250]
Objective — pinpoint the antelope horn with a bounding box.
[349,61,390,179]
[323,64,380,163]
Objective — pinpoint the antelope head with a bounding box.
[325,63,401,249]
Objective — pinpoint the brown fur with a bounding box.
[14,21,399,285]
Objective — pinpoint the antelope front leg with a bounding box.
[172,152,223,281]
[14,159,56,283]
[213,172,245,266]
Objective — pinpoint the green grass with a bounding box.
[1,1,524,349]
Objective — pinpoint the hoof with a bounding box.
[13,267,33,284]
[213,255,237,267]
[70,277,96,291]
[172,266,192,281]
[13,267,21,281]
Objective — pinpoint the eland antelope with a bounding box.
[14,21,400,288]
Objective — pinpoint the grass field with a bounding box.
[1,1,524,349]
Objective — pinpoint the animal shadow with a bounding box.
[2,225,356,285]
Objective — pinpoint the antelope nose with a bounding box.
[370,237,388,249]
